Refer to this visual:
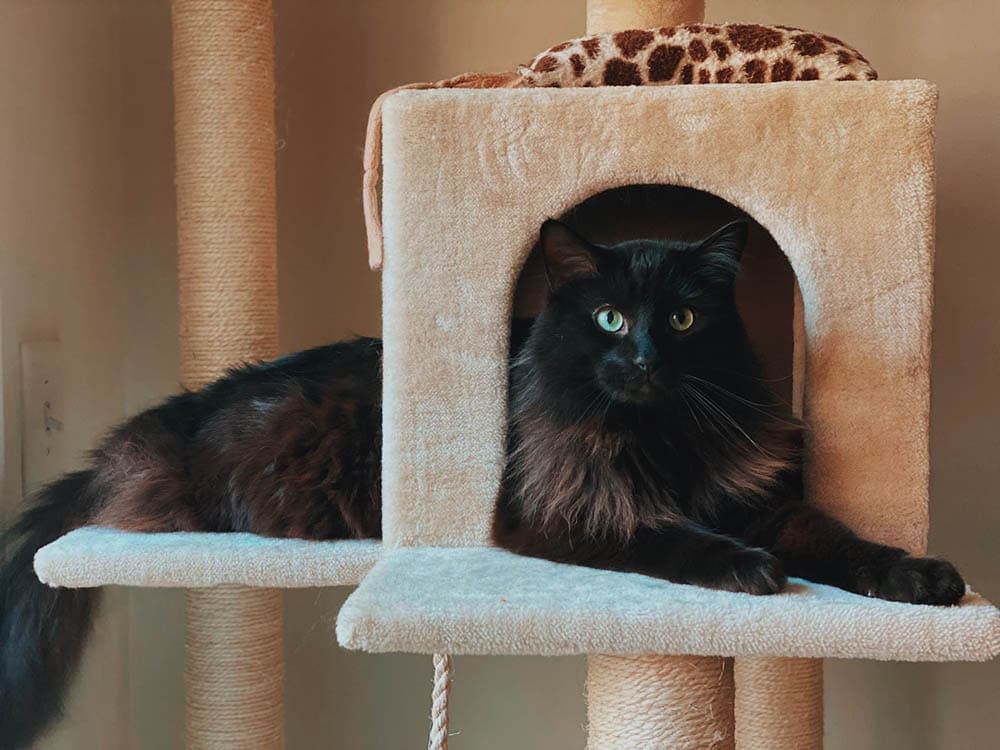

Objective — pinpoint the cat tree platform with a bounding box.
[337,546,1000,661]
[34,528,381,589]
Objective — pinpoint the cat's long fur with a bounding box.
[1,339,382,747]
[1,223,964,748]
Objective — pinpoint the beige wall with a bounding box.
[1,1,995,748]
[0,3,162,748]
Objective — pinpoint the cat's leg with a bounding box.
[496,520,788,595]
[748,504,965,605]
[492,504,785,594]
[612,522,787,595]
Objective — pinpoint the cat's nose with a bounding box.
[632,354,656,373]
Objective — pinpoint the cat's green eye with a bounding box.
[594,305,626,334]
[669,307,696,332]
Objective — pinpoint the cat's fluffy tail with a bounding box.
[0,471,100,749]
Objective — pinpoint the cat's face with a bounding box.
[524,219,754,413]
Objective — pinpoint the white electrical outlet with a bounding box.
[20,339,66,494]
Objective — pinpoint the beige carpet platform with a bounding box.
[337,547,1000,661]
[34,527,381,589]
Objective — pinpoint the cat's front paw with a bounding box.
[703,547,787,596]
[867,555,966,606]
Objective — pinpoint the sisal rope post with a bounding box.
[172,1,282,748]
[186,587,285,748]
[735,657,823,750]
[586,0,705,34]
[588,655,735,750]
[427,654,454,750]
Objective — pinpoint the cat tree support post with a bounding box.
[586,0,704,35]
[582,2,821,748]
[172,2,283,748]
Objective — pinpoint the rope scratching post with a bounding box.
[587,655,735,750]
[586,0,705,35]
[172,2,282,747]
[735,657,824,750]
[186,586,285,747]
[581,2,822,748]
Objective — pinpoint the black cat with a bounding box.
[0,220,964,748]
[493,220,963,604]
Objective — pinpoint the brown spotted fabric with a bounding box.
[364,24,879,269]
[520,23,876,87]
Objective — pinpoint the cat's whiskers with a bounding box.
[681,374,799,428]
[698,365,793,388]
[574,390,603,425]
[680,384,732,441]
[682,383,778,459]
[597,392,615,423]
[577,387,613,426]
[694,368,795,415]
[682,374,776,408]
[678,388,705,433]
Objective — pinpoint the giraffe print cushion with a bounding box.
[520,23,876,87]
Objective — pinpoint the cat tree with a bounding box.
[30,0,1000,748]
[338,0,999,748]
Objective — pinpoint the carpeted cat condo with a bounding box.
[338,7,999,750]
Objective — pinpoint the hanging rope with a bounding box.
[427,654,454,750]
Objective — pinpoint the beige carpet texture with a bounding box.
[336,547,999,660]
[34,528,381,588]
[379,83,936,554]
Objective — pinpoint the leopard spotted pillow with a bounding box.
[520,23,876,87]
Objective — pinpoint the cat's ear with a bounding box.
[697,219,749,281]
[539,220,600,289]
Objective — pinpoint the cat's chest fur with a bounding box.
[503,407,699,541]
[500,387,798,547]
